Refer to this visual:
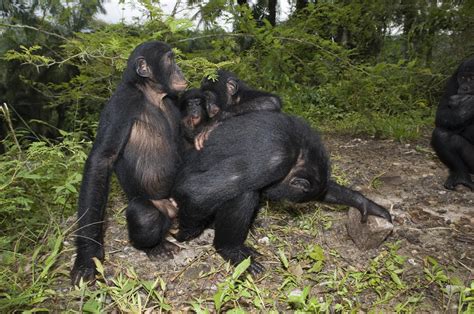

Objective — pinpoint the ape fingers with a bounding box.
[444,173,474,191]
[145,240,180,261]
[248,261,265,275]
[152,198,178,219]
[364,203,392,223]
[194,124,219,150]
[70,265,97,286]
[174,226,205,242]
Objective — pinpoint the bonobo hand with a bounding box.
[444,172,474,191]
[194,123,220,150]
[152,198,178,219]
[70,254,101,286]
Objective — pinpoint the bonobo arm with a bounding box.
[219,93,282,120]
[71,99,134,285]
[322,180,392,223]
[436,97,474,130]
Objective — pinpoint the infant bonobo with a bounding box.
[178,88,209,149]
[195,70,282,149]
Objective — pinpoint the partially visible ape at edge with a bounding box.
[172,111,392,274]
[178,88,209,146]
[431,58,474,190]
[71,41,187,285]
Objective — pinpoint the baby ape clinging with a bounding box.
[172,111,392,274]
[431,58,474,190]
[194,70,282,149]
[178,88,209,146]
[201,69,282,120]
[71,41,187,285]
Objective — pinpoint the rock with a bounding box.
[258,236,270,245]
[379,175,404,186]
[346,208,394,250]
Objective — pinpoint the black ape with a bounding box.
[71,41,187,285]
[194,70,282,149]
[201,69,282,121]
[178,88,209,146]
[431,58,474,190]
[172,111,392,274]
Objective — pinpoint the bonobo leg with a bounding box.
[214,191,264,274]
[432,127,474,190]
[322,180,392,223]
[71,207,105,285]
[126,197,177,260]
[174,202,216,243]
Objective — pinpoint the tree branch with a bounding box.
[0,23,68,41]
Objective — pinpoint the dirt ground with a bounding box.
[61,133,473,312]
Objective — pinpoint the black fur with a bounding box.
[71,41,187,285]
[431,58,474,190]
[178,88,209,145]
[201,70,282,120]
[172,111,391,274]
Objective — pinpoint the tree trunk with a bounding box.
[296,0,308,12]
[268,0,277,26]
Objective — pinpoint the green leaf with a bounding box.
[308,245,325,261]
[232,258,251,279]
[390,272,403,288]
[278,249,289,269]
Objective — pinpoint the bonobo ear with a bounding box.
[289,177,311,192]
[135,57,152,78]
[226,78,239,96]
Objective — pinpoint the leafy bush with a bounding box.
[0,128,89,242]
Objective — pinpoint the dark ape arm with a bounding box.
[219,94,282,120]
[71,103,133,283]
[322,180,392,223]
[435,97,474,130]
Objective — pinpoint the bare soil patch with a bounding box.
[60,134,473,311]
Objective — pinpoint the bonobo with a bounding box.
[178,88,209,146]
[71,41,187,285]
[195,70,282,149]
[431,58,474,190]
[172,111,392,274]
[201,69,282,120]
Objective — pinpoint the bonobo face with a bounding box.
[201,70,238,111]
[457,72,474,95]
[129,41,187,93]
[183,97,204,128]
[457,59,474,95]
[204,90,221,118]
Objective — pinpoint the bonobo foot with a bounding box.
[361,202,392,223]
[174,226,206,242]
[144,239,180,261]
[444,173,474,191]
[71,258,98,286]
[217,245,265,275]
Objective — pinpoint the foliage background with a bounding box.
[0,0,473,311]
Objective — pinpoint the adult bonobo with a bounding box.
[432,58,474,190]
[172,111,392,274]
[71,41,187,285]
